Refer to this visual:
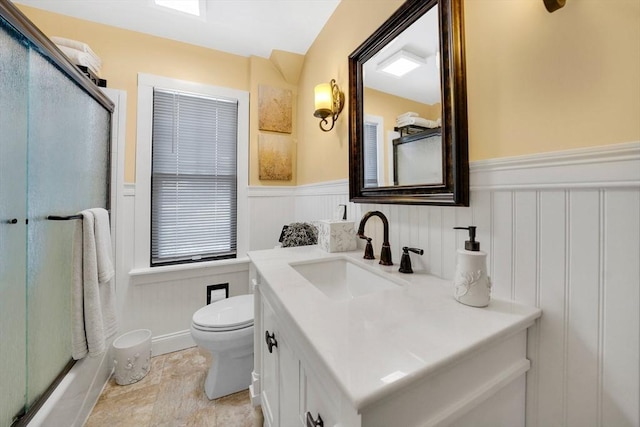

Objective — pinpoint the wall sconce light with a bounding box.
[314,79,344,132]
[544,0,566,12]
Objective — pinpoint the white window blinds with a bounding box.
[151,88,238,265]
[363,121,378,187]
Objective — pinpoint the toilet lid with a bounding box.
[192,294,254,331]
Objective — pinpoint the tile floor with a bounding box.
[85,347,263,427]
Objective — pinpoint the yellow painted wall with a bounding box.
[464,0,640,160]
[295,0,640,184]
[19,4,249,183]
[18,4,307,186]
[18,0,640,186]
[249,55,300,185]
[296,0,405,185]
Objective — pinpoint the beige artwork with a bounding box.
[258,85,292,134]
[258,134,293,181]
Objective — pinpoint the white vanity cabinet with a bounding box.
[249,247,542,427]
[254,274,353,427]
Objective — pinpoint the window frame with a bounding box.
[134,73,249,271]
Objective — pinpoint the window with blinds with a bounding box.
[151,88,238,266]
[363,121,379,187]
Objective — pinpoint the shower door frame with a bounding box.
[0,1,114,425]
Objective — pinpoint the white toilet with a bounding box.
[190,294,254,400]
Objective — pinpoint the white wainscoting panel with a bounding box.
[602,189,640,426]
[117,185,251,356]
[250,142,638,427]
[294,180,358,223]
[247,187,295,250]
[114,142,638,426]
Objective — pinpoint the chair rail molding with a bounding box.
[470,141,640,190]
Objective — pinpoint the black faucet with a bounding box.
[356,211,393,265]
[399,247,424,274]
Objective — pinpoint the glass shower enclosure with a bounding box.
[0,3,113,425]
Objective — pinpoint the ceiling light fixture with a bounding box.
[377,50,426,78]
[154,0,201,16]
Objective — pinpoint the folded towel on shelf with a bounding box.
[57,45,102,77]
[51,36,102,63]
[71,208,117,360]
[396,116,441,129]
[396,111,419,121]
[51,36,93,52]
[52,37,102,69]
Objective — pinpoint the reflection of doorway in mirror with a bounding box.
[363,114,385,187]
[387,129,400,186]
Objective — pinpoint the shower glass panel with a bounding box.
[0,6,112,423]
[26,51,110,407]
[0,21,28,427]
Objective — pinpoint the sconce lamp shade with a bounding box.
[313,79,344,132]
[314,83,333,118]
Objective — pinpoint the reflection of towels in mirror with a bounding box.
[396,116,440,128]
[396,111,419,121]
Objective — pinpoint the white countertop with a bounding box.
[248,246,542,410]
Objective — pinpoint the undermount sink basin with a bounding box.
[290,257,402,301]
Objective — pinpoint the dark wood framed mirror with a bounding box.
[348,0,468,206]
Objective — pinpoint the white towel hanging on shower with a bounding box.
[71,208,117,360]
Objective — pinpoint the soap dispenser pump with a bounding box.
[453,226,491,307]
[455,226,480,251]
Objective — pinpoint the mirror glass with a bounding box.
[349,0,469,206]
[363,5,441,188]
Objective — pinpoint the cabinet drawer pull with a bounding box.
[265,330,278,353]
[306,412,323,427]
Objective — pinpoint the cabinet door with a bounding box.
[278,331,301,426]
[261,294,279,427]
[260,291,303,426]
[303,368,339,427]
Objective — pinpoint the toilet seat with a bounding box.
[192,294,254,332]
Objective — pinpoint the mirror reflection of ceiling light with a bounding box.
[154,0,201,16]
[377,50,426,78]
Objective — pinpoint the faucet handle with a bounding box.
[363,237,375,260]
[399,247,424,274]
[405,247,424,255]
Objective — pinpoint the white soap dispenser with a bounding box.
[453,226,491,307]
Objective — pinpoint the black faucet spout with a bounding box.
[357,211,392,265]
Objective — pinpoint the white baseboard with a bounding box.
[151,330,196,356]
[249,371,261,407]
